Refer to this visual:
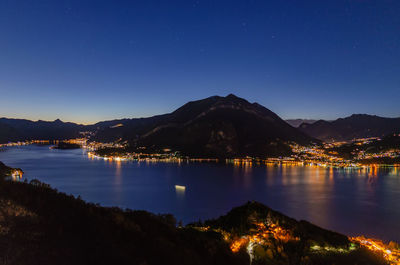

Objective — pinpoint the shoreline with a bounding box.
[2,139,399,169]
[87,151,400,169]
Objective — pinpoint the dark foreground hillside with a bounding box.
[0,164,393,265]
[200,202,388,265]
[0,162,13,178]
[0,179,245,265]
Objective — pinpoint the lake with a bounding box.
[1,145,400,242]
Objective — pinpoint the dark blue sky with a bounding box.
[0,0,399,124]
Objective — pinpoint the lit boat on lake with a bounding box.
[175,185,186,191]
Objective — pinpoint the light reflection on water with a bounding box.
[1,145,400,242]
[175,186,186,199]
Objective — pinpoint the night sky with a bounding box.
[0,0,399,124]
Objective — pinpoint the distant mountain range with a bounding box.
[1,94,315,157]
[299,114,400,141]
[2,96,400,151]
[0,118,85,144]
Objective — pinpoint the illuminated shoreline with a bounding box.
[1,139,399,169]
[86,151,400,169]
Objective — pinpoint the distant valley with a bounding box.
[285,119,318,128]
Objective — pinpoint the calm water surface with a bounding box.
[1,145,400,242]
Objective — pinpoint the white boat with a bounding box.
[175,185,186,191]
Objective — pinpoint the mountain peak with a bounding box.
[220,94,252,106]
[225,93,239,99]
[224,93,250,103]
[349,114,371,118]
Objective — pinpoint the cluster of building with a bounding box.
[84,141,127,151]
[0,140,51,147]
[88,151,175,161]
[87,151,218,163]
[62,138,88,146]
[349,137,400,162]
[289,137,400,168]
[356,149,400,160]
[229,221,299,256]
[11,168,23,181]
[350,236,400,265]
[289,143,359,168]
[228,220,400,264]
